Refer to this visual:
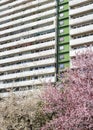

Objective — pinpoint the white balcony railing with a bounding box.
[0,49,56,65]
[0,1,56,17]
[70,24,93,36]
[70,3,93,16]
[70,14,93,26]
[0,0,50,12]
[0,32,55,50]
[0,24,55,43]
[0,67,55,81]
[69,0,89,7]
[0,0,11,5]
[70,46,93,57]
[0,41,55,57]
[0,17,55,35]
[70,35,93,46]
[0,8,56,25]
[0,58,56,73]
[0,77,56,89]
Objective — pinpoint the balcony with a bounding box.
[70,24,93,36]
[70,14,93,26]
[0,49,56,65]
[0,58,56,73]
[70,35,93,46]
[0,0,11,6]
[70,3,93,16]
[0,32,55,50]
[70,46,93,57]
[0,17,55,36]
[0,1,56,18]
[0,41,55,57]
[0,24,55,43]
[0,0,50,12]
[69,0,89,7]
[0,77,56,89]
[0,1,27,11]
[0,8,56,25]
[0,67,55,81]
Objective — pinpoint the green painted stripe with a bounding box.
[56,0,70,74]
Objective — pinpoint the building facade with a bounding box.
[0,0,93,94]
[69,0,93,58]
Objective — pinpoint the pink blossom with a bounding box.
[41,49,93,130]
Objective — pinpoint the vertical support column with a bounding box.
[56,0,69,76]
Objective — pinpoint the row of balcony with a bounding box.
[0,76,56,89]
[0,67,55,81]
[70,3,93,16]
[0,0,56,17]
[0,0,50,12]
[70,35,93,46]
[0,10,56,30]
[0,32,55,50]
[0,49,56,65]
[70,24,93,36]
[0,17,55,36]
[0,6,56,24]
[0,41,55,57]
[0,58,56,73]
[70,46,93,57]
[70,14,93,26]
[0,0,12,6]
[69,0,90,7]
[0,24,55,43]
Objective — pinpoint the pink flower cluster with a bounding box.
[41,50,93,130]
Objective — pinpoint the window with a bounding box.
[60,6,63,10]
[59,37,64,42]
[59,55,64,60]
[60,29,64,33]
[60,0,63,2]
[59,21,64,25]
[59,13,63,17]
[59,46,64,50]
[59,64,64,69]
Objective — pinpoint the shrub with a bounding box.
[0,92,39,130]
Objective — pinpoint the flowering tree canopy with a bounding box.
[41,49,93,130]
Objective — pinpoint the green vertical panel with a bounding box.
[56,0,69,76]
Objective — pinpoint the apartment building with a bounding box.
[0,0,58,93]
[0,0,93,94]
